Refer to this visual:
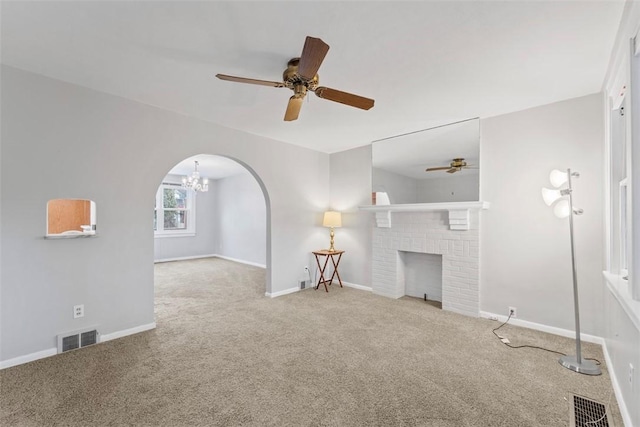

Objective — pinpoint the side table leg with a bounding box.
[331,253,344,288]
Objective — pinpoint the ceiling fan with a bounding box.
[425,158,477,174]
[216,36,375,121]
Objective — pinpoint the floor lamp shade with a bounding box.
[323,211,341,252]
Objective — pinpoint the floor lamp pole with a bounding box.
[559,168,601,375]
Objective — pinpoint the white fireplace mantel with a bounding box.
[359,201,490,230]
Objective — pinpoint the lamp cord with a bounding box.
[492,313,601,365]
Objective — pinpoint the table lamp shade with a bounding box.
[323,211,342,228]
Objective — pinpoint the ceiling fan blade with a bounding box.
[446,168,459,174]
[314,87,374,110]
[298,36,330,80]
[284,96,304,121]
[425,166,451,172]
[216,74,285,88]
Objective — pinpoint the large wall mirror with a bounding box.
[372,118,480,204]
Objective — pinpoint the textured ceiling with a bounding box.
[1,1,624,153]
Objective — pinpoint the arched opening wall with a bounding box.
[0,66,329,365]
[153,154,270,287]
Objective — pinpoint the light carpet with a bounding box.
[0,258,622,426]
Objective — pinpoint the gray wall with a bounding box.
[329,145,372,287]
[416,173,479,203]
[154,174,217,261]
[214,172,267,267]
[0,65,329,362]
[480,94,604,335]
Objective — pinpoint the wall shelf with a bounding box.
[44,233,98,240]
[359,201,490,230]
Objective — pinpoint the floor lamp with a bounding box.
[541,168,601,376]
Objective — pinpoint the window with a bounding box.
[154,184,196,237]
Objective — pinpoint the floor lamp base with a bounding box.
[559,355,601,376]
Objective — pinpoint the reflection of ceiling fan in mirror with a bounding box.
[215,36,375,121]
[426,158,477,174]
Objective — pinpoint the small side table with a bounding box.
[312,250,345,292]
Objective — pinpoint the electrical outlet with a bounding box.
[630,363,634,389]
[508,307,517,318]
[73,304,84,319]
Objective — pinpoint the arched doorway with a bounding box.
[153,154,271,294]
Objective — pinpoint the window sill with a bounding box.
[154,232,196,239]
[603,271,640,332]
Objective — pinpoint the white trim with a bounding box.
[100,322,156,342]
[342,281,372,292]
[265,287,299,298]
[1,322,156,370]
[603,271,640,332]
[213,255,266,269]
[371,289,403,299]
[602,340,633,427]
[154,254,217,263]
[359,201,490,212]
[0,347,57,370]
[479,311,604,345]
[154,232,196,239]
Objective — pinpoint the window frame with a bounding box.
[154,183,196,238]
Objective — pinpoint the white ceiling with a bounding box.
[1,1,624,154]
[168,154,248,180]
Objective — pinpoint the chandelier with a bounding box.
[181,161,209,192]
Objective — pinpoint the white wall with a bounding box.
[329,145,372,288]
[214,172,267,267]
[480,94,604,335]
[0,66,328,363]
[154,174,217,261]
[416,173,479,203]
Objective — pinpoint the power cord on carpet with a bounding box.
[492,312,601,365]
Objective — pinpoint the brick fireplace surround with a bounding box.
[361,203,488,317]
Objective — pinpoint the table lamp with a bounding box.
[323,211,342,252]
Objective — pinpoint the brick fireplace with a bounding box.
[362,203,488,317]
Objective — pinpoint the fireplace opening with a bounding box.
[398,251,443,308]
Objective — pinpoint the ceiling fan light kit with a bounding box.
[216,36,374,121]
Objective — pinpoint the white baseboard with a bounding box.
[0,347,57,370]
[0,322,157,370]
[154,254,217,263]
[265,287,300,298]
[342,281,372,292]
[154,254,266,269]
[212,255,266,269]
[371,289,403,299]
[602,340,633,427]
[100,322,157,342]
[479,311,604,345]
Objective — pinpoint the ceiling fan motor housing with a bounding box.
[283,58,319,92]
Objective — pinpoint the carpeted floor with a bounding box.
[1,257,622,426]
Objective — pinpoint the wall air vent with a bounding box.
[80,330,98,347]
[61,335,79,352]
[57,327,100,354]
